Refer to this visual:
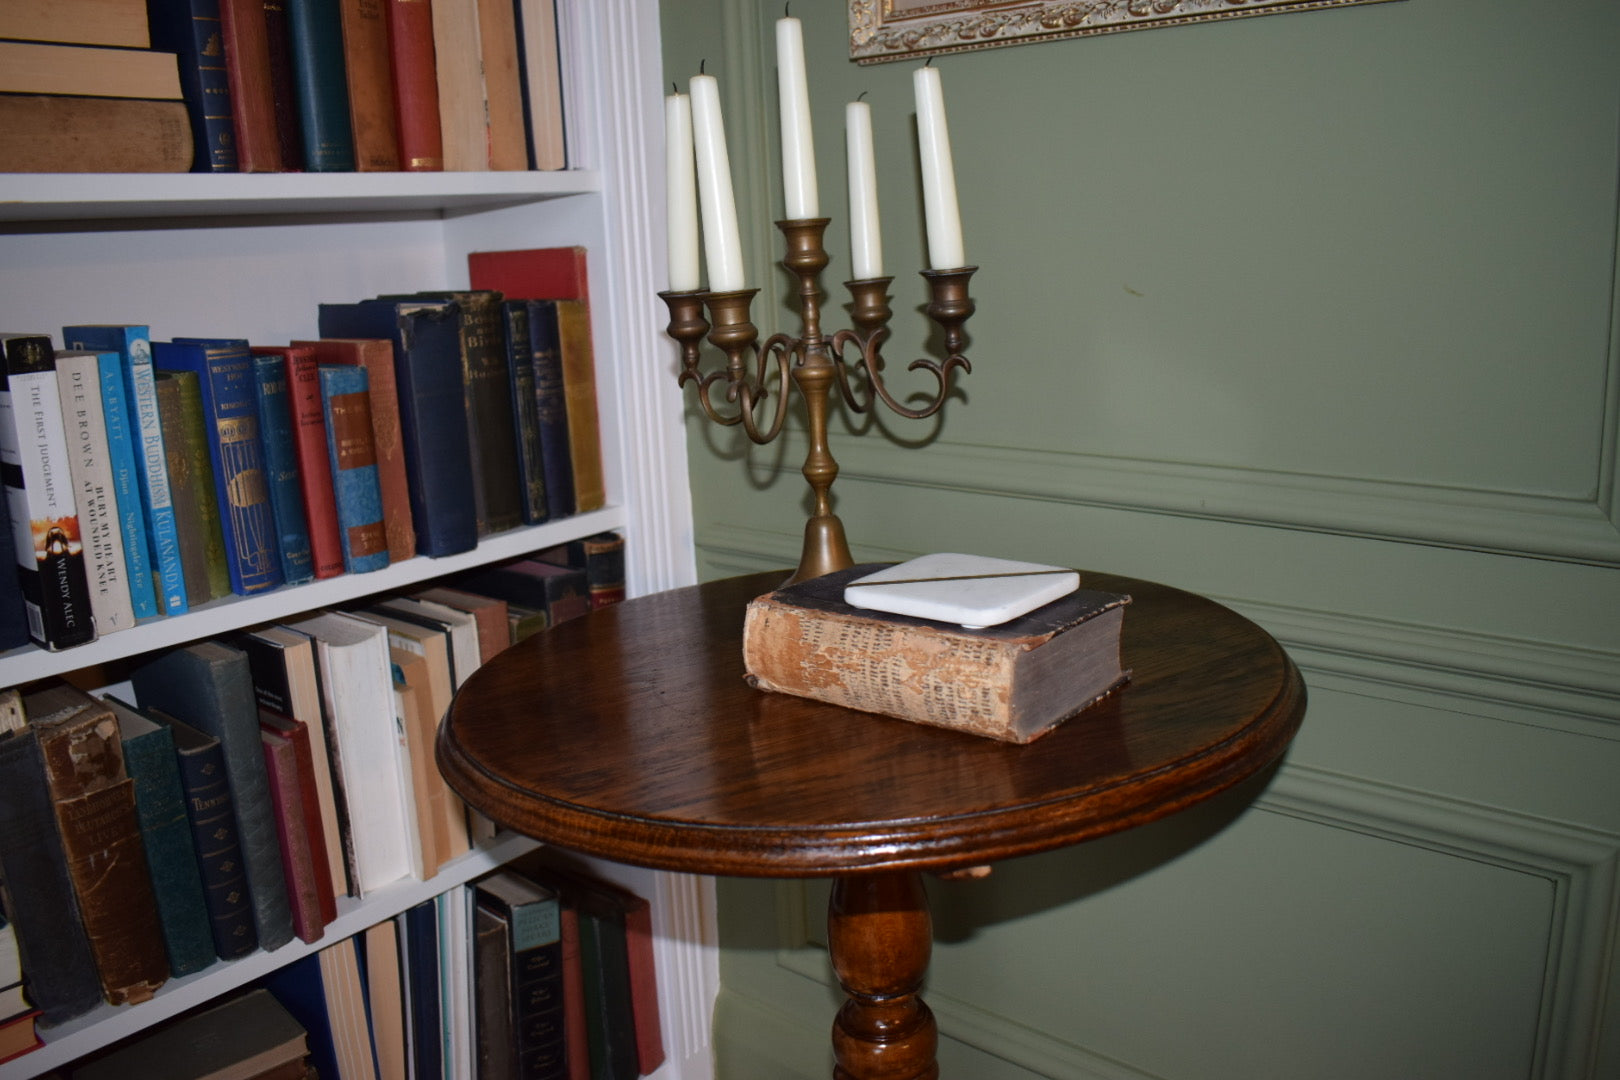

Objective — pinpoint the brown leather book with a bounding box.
[337,0,401,171]
[292,338,415,563]
[385,0,443,171]
[24,683,169,1006]
[555,299,605,513]
[219,0,284,171]
[0,95,192,173]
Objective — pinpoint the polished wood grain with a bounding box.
[437,570,1306,877]
[437,570,1306,1079]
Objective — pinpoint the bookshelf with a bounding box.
[0,0,709,1075]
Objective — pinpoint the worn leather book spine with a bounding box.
[259,718,327,943]
[261,0,305,169]
[448,291,523,536]
[26,686,169,1005]
[385,0,443,170]
[219,0,284,172]
[154,369,228,603]
[336,0,400,170]
[554,300,605,514]
[499,300,550,525]
[0,95,193,173]
[0,726,101,1024]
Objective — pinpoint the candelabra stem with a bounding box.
[788,356,854,585]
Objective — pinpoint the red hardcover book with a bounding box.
[385,0,443,171]
[337,0,401,171]
[219,0,284,171]
[254,345,344,578]
[259,709,336,943]
[467,245,591,304]
[293,338,416,564]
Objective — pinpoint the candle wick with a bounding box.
[700,58,707,74]
[784,1,790,16]
[857,90,868,102]
[924,57,934,67]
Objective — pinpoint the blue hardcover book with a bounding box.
[63,325,188,615]
[316,364,390,574]
[525,300,576,518]
[403,899,444,1080]
[284,0,356,172]
[251,352,315,585]
[500,300,549,525]
[155,339,285,596]
[259,952,342,1080]
[106,696,217,977]
[317,299,477,557]
[93,350,159,619]
[147,0,239,172]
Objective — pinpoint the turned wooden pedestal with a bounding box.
[437,571,1306,1079]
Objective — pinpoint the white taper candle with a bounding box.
[664,90,701,292]
[688,73,746,292]
[913,64,965,270]
[776,16,818,219]
[845,100,882,280]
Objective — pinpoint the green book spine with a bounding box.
[155,369,231,602]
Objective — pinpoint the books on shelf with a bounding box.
[153,368,231,605]
[0,96,194,174]
[70,987,310,1080]
[0,0,152,48]
[251,351,317,586]
[146,0,238,172]
[337,0,402,172]
[54,351,138,635]
[0,39,182,100]
[318,363,391,575]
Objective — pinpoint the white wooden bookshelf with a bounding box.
[0,0,712,1074]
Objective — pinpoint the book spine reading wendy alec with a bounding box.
[741,564,1132,744]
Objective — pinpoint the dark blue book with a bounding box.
[317,299,477,557]
[0,721,101,1024]
[526,300,576,517]
[153,708,258,960]
[146,0,239,172]
[92,349,159,619]
[133,641,295,953]
[251,352,316,585]
[403,899,444,1080]
[317,364,390,574]
[0,497,30,650]
[500,300,549,525]
[155,338,285,596]
[284,0,356,171]
[259,951,342,1080]
[62,325,188,616]
[106,696,217,977]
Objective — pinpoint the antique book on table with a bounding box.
[219,0,284,172]
[259,708,338,942]
[317,364,390,574]
[106,696,217,977]
[71,987,309,1080]
[251,351,316,585]
[154,368,230,604]
[238,624,351,899]
[264,344,345,579]
[384,0,444,171]
[87,347,159,618]
[0,0,152,47]
[0,333,96,651]
[154,709,258,959]
[284,0,357,171]
[62,325,188,615]
[54,351,137,634]
[146,0,237,171]
[316,299,477,557]
[23,682,169,1005]
[291,337,415,563]
[337,0,401,171]
[132,641,297,951]
[742,563,1132,744]
[0,95,193,173]
[0,693,101,1025]
[158,338,285,595]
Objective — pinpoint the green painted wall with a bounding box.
[660,1,1620,1076]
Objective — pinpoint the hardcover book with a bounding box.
[0,95,193,173]
[513,0,566,170]
[69,988,308,1080]
[106,696,218,978]
[156,710,259,959]
[0,39,183,100]
[385,0,443,170]
[474,870,568,1079]
[132,641,297,951]
[0,333,96,650]
[474,0,527,170]
[146,0,239,171]
[218,0,284,171]
[386,646,440,879]
[0,702,101,1025]
[555,300,605,514]
[157,338,285,595]
[498,300,549,525]
[0,0,152,47]
[252,348,316,585]
[259,708,336,943]
[428,0,487,171]
[0,501,30,651]
[524,299,574,517]
[61,325,187,615]
[90,348,159,619]
[154,368,230,603]
[742,564,1131,744]
[54,351,137,634]
[291,337,415,563]
[402,899,444,1080]
[413,584,511,665]
[316,299,477,557]
[262,0,306,170]
[318,364,390,574]
[284,0,358,171]
[265,344,345,579]
[24,682,170,1005]
[336,0,401,170]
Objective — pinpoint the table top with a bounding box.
[437,570,1306,877]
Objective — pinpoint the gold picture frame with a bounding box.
[850,0,1401,64]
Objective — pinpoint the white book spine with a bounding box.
[56,352,135,633]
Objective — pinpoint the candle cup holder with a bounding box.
[665,218,976,584]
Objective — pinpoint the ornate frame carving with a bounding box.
[850,0,1402,64]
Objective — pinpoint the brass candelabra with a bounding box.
[661,217,975,584]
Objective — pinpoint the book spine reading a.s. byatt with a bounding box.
[0,334,96,650]
[62,325,188,615]
[90,348,159,619]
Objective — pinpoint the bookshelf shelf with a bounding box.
[0,507,629,687]
[0,170,604,225]
[8,832,543,1080]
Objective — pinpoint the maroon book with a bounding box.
[259,709,337,943]
[385,0,444,171]
[219,0,284,171]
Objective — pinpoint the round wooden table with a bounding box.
[438,570,1307,1080]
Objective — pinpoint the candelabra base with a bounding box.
[789,512,854,586]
